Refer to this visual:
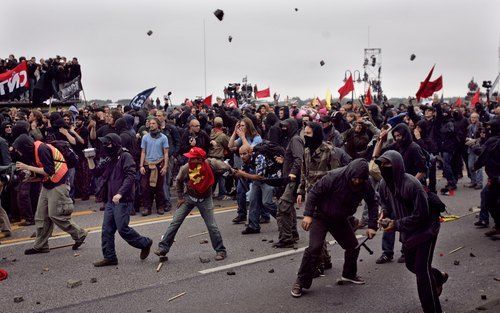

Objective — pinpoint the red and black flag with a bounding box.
[0,61,30,100]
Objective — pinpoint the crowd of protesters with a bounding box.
[0,91,499,313]
[0,54,81,100]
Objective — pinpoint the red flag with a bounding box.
[454,97,462,107]
[203,94,212,106]
[226,98,238,108]
[470,90,480,109]
[338,75,354,101]
[416,66,435,101]
[0,61,30,99]
[418,75,443,99]
[255,87,270,99]
[364,86,373,106]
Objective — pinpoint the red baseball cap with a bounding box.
[183,147,206,159]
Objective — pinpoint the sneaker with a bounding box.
[484,228,500,237]
[232,216,246,224]
[18,220,35,226]
[24,247,50,255]
[93,259,118,267]
[259,217,270,224]
[154,247,167,257]
[375,254,393,264]
[0,231,12,239]
[241,227,260,235]
[291,282,303,298]
[157,207,165,215]
[272,241,295,249]
[215,251,226,261]
[474,185,483,190]
[340,275,366,285]
[474,220,489,228]
[140,239,153,260]
[72,231,88,250]
[397,255,406,263]
[141,208,151,216]
[436,272,449,297]
[464,183,476,188]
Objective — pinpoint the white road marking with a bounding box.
[198,235,365,274]
[0,208,237,249]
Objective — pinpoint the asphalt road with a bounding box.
[0,179,499,313]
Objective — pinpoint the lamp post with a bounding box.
[344,70,363,103]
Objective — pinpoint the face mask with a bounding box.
[380,166,395,190]
[304,135,321,151]
[349,179,364,192]
[150,129,160,138]
[105,145,119,158]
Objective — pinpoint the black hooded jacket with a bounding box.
[377,151,439,248]
[384,123,427,177]
[474,117,500,179]
[115,118,138,158]
[304,158,378,230]
[94,133,136,203]
[280,118,304,178]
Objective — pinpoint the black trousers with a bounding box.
[403,236,444,313]
[297,216,359,289]
[484,179,500,227]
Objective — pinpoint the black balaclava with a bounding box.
[100,133,122,159]
[380,166,395,191]
[12,134,35,164]
[12,121,30,139]
[304,122,324,152]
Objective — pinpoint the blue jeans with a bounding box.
[467,152,483,186]
[442,152,456,186]
[101,202,151,261]
[381,212,402,257]
[214,173,227,197]
[158,196,226,253]
[236,178,249,218]
[248,181,276,231]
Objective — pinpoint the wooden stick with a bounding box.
[156,262,164,272]
[50,243,75,250]
[188,231,208,238]
[449,246,464,254]
[168,292,186,302]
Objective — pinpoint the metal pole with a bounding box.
[203,19,207,97]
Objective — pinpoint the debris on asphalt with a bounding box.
[74,253,80,257]
[448,246,464,254]
[90,277,97,283]
[475,306,487,311]
[481,294,487,300]
[268,269,275,273]
[168,292,186,302]
[199,257,211,264]
[359,259,363,262]
[470,253,476,257]
[14,296,24,303]
[43,267,49,272]
[439,253,444,257]
[262,238,267,242]
[66,279,82,289]
[250,249,254,252]
[36,301,40,305]
[30,232,36,238]
[188,231,208,238]
[494,277,500,282]
[199,239,209,244]
[156,262,163,272]
[268,240,274,243]
[147,310,151,312]
[0,269,8,281]
[453,260,460,266]
[227,271,236,275]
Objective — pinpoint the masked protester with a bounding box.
[291,159,378,298]
[296,122,352,276]
[473,118,500,237]
[376,151,448,313]
[13,134,88,255]
[92,133,153,267]
[154,147,230,261]
[0,134,12,239]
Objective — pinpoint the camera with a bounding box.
[0,164,32,186]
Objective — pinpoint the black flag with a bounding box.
[129,87,156,110]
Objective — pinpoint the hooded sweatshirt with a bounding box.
[377,150,439,248]
[304,158,378,230]
[384,123,427,177]
[280,118,304,178]
[474,117,500,179]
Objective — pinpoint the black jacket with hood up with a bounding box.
[304,158,378,230]
[377,150,439,249]
[281,118,304,178]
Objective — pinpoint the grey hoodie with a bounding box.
[377,150,439,248]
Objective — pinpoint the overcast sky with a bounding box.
[3,0,500,103]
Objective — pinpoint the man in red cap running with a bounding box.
[154,147,227,261]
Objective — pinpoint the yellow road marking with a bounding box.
[0,205,237,246]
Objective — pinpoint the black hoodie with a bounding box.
[377,150,439,248]
[304,158,378,230]
[384,123,427,177]
[280,118,303,177]
[474,117,500,179]
[94,133,136,203]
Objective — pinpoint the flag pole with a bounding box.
[203,19,207,97]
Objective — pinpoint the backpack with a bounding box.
[48,140,79,169]
[252,140,285,176]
